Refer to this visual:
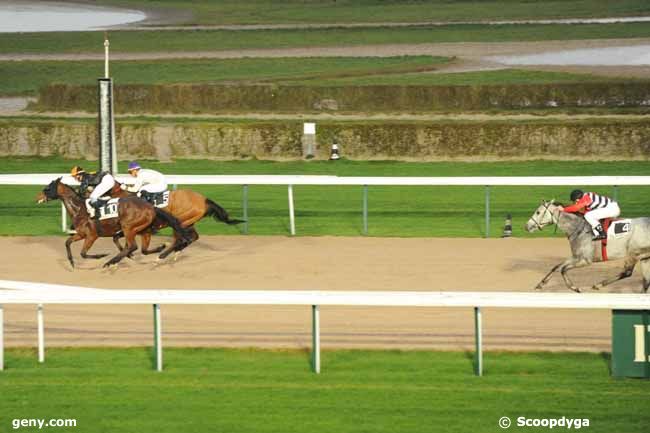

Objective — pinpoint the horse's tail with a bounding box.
[153,207,193,244]
[205,198,245,225]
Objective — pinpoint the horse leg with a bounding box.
[592,257,637,290]
[140,230,166,255]
[79,233,108,260]
[112,232,124,251]
[65,233,84,268]
[174,226,197,252]
[104,230,138,267]
[638,258,650,293]
[560,258,590,293]
[158,234,178,260]
[112,231,137,259]
[535,263,564,290]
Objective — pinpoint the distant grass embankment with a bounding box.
[3,158,650,237]
[3,22,650,55]
[1,348,648,433]
[80,0,650,25]
[0,56,449,96]
[33,80,650,114]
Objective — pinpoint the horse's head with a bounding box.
[37,178,62,203]
[525,200,561,232]
[37,178,78,203]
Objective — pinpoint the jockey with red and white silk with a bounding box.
[562,189,620,240]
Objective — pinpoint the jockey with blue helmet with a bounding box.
[123,161,168,197]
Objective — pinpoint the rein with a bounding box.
[57,181,85,219]
[529,202,556,231]
[531,202,585,241]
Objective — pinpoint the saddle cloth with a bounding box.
[600,218,632,261]
[139,190,170,208]
[85,198,120,220]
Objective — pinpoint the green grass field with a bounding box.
[4,21,650,55]
[2,158,650,237]
[0,58,610,96]
[0,56,450,96]
[99,0,650,25]
[0,348,647,433]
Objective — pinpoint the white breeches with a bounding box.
[141,182,167,194]
[89,177,115,202]
[585,202,621,230]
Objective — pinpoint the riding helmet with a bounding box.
[70,166,85,177]
[128,161,141,171]
[570,189,584,201]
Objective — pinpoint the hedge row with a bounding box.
[2,118,650,161]
[35,82,650,113]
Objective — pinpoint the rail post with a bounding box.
[288,184,296,236]
[0,304,4,371]
[153,304,162,372]
[61,203,67,233]
[312,305,321,374]
[485,186,491,238]
[242,184,249,234]
[474,307,483,376]
[362,185,368,235]
[37,304,44,363]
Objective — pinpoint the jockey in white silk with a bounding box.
[123,161,168,194]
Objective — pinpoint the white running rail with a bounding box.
[1,174,648,237]
[1,279,649,375]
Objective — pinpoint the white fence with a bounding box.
[1,279,650,375]
[2,174,650,237]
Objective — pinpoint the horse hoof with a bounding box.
[534,284,543,291]
[571,286,581,293]
[591,285,601,291]
[173,251,181,262]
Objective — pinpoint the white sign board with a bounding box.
[303,123,316,135]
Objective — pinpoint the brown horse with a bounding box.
[37,178,191,268]
[107,181,244,249]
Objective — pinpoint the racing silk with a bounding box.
[127,169,167,194]
[85,171,116,203]
[564,192,612,213]
[80,171,109,191]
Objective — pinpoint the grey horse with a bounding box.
[525,200,650,293]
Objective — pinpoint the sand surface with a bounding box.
[0,235,638,352]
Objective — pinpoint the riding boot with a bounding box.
[592,225,607,241]
[91,200,103,235]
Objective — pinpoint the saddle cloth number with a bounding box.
[607,219,632,239]
[85,199,119,220]
[142,190,170,208]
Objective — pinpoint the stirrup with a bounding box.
[592,232,606,241]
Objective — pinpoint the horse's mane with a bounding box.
[55,177,84,200]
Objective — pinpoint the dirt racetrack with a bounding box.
[0,235,638,352]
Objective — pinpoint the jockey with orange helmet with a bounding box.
[70,166,116,210]
[562,189,620,240]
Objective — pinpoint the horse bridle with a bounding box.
[529,201,559,231]
[531,201,587,241]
